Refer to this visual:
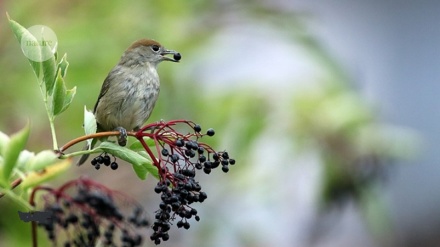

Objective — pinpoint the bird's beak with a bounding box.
[160,49,181,62]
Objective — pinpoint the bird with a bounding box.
[77,39,181,166]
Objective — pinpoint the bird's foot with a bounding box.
[115,127,127,146]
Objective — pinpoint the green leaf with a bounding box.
[52,69,66,116]
[0,131,11,155]
[27,150,58,171]
[84,106,97,148]
[1,123,30,183]
[97,142,154,180]
[8,15,57,93]
[51,69,75,116]
[42,49,56,95]
[7,15,42,78]
[59,86,76,114]
[129,138,156,151]
[138,151,159,178]
[57,53,69,78]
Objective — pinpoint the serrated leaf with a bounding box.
[21,158,71,190]
[27,150,58,171]
[0,131,11,155]
[1,123,30,183]
[59,86,76,114]
[57,53,69,78]
[97,142,154,180]
[84,106,97,148]
[7,15,42,78]
[52,69,66,116]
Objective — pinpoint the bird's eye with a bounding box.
[151,45,160,52]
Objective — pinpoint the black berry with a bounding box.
[173,53,181,61]
[103,155,111,166]
[193,124,201,132]
[206,128,215,136]
[110,162,118,170]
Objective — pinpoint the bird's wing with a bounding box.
[93,73,113,113]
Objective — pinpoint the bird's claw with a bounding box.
[115,127,127,146]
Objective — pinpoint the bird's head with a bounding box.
[120,39,181,66]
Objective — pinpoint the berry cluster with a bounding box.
[134,120,236,244]
[91,153,119,170]
[33,178,149,247]
[150,173,205,244]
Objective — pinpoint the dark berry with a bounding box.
[192,183,201,191]
[173,53,181,61]
[193,124,201,133]
[195,215,200,221]
[229,159,236,165]
[222,166,229,173]
[182,169,195,177]
[190,141,199,150]
[221,152,229,159]
[91,158,98,166]
[199,192,207,200]
[103,155,111,166]
[185,149,195,158]
[161,223,171,232]
[197,146,205,154]
[155,184,164,194]
[203,167,211,174]
[183,222,190,229]
[213,153,219,161]
[211,161,220,169]
[159,202,167,209]
[110,162,118,170]
[161,149,169,156]
[171,154,179,163]
[199,155,206,163]
[176,221,184,228]
[206,128,215,136]
[95,164,100,170]
[195,163,202,169]
[175,139,184,147]
[96,156,103,164]
[190,208,197,215]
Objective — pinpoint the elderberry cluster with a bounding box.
[35,178,149,247]
[91,153,119,170]
[142,121,236,244]
[150,173,206,245]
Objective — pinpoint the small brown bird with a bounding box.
[78,39,181,165]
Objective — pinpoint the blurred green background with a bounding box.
[1,1,438,247]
